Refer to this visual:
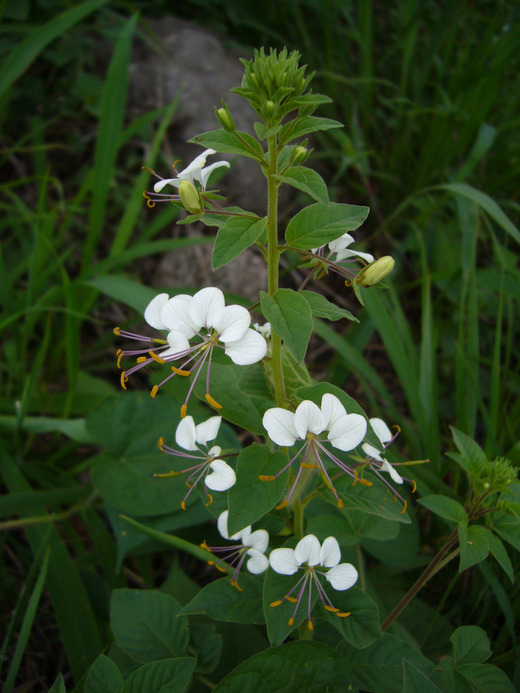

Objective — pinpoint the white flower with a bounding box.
[115,287,267,415]
[202,511,270,589]
[153,149,230,193]
[362,417,403,484]
[157,415,235,510]
[261,394,367,507]
[269,534,358,630]
[330,233,374,264]
[309,232,373,284]
[253,322,271,339]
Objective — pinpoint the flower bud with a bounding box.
[178,180,203,215]
[215,103,235,132]
[292,145,308,165]
[357,256,395,287]
[264,100,276,117]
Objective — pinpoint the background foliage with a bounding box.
[1,0,519,690]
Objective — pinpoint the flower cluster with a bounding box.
[269,534,358,630]
[115,287,267,415]
[156,415,235,510]
[261,394,367,507]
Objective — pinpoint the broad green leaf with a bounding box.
[227,443,288,536]
[261,289,312,362]
[189,129,265,161]
[450,626,491,666]
[212,216,267,269]
[456,663,516,693]
[279,116,343,145]
[84,655,124,693]
[403,660,443,692]
[274,166,328,203]
[280,347,313,400]
[110,589,189,663]
[458,524,490,571]
[179,575,265,625]
[125,658,196,693]
[214,641,355,692]
[418,495,468,524]
[450,427,488,478]
[302,290,357,322]
[335,476,411,524]
[486,532,514,582]
[492,512,520,553]
[48,675,66,693]
[321,587,381,649]
[338,633,435,693]
[189,623,222,673]
[285,202,369,250]
[362,518,420,569]
[307,511,399,546]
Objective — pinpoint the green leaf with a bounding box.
[215,641,355,692]
[212,216,267,269]
[110,589,189,663]
[458,524,490,571]
[321,587,381,649]
[491,512,520,553]
[261,289,312,362]
[486,532,514,582]
[302,290,357,322]
[227,443,288,536]
[125,658,196,693]
[450,427,488,478]
[285,202,369,250]
[335,477,411,524]
[179,575,265,625]
[48,675,66,693]
[338,633,435,693]
[403,660,443,692]
[274,166,329,203]
[189,129,265,161]
[418,495,468,524]
[456,663,516,692]
[450,626,491,665]
[84,655,124,693]
[189,623,222,673]
[0,415,92,443]
[307,511,399,546]
[279,116,343,145]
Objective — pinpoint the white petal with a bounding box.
[195,416,221,446]
[253,322,271,338]
[144,293,169,330]
[370,418,393,444]
[325,563,358,591]
[328,414,367,451]
[362,442,384,462]
[336,247,374,263]
[211,304,250,343]
[246,529,269,554]
[246,550,269,574]
[263,408,298,446]
[208,445,221,457]
[294,401,326,439]
[269,548,300,575]
[217,510,245,540]
[161,295,198,337]
[161,331,190,357]
[320,536,341,568]
[191,287,225,329]
[206,460,236,491]
[320,393,347,430]
[225,329,267,365]
[200,160,231,189]
[177,149,216,184]
[175,416,197,451]
[328,233,354,254]
[294,535,321,566]
[153,177,179,192]
[381,459,404,484]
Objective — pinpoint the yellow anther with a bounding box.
[285,596,298,603]
[337,498,344,509]
[185,482,193,489]
[259,475,275,481]
[120,372,128,390]
[308,620,313,631]
[148,350,166,364]
[344,278,353,287]
[393,424,401,434]
[400,500,408,515]
[136,356,147,364]
[150,385,159,398]
[181,501,187,511]
[231,580,244,592]
[352,469,358,486]
[172,160,181,170]
[205,393,223,410]
[324,606,340,613]
[337,611,351,618]
[215,564,227,573]
[171,366,192,376]
[116,350,124,369]
[113,327,121,336]
[359,478,373,488]
[288,618,295,626]
[158,437,164,451]
[276,500,289,510]
[208,560,215,565]
[300,462,319,469]
[154,470,180,478]
[200,540,209,550]
[270,600,282,608]
[205,494,213,507]
[142,166,155,175]
[180,404,187,418]
[412,480,417,493]
[147,199,156,208]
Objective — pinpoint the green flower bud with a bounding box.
[264,100,276,117]
[357,256,395,287]
[292,146,308,165]
[178,180,203,215]
[215,103,235,132]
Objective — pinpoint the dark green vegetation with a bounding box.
[1,1,519,691]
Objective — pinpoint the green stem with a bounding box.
[266,133,285,407]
